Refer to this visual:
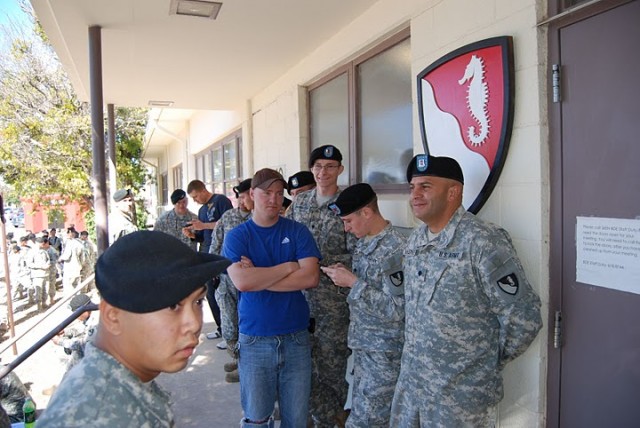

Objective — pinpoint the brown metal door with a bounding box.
[549,1,640,427]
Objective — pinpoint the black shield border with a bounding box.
[416,36,515,214]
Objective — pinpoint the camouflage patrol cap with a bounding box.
[309,145,342,168]
[69,293,92,312]
[406,154,464,184]
[328,183,376,217]
[113,188,133,202]
[96,231,231,313]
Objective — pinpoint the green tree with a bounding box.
[0,1,149,215]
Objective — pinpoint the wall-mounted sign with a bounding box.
[576,216,640,295]
[417,36,515,213]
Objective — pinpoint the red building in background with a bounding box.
[22,198,87,232]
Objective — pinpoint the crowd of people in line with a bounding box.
[3,226,96,314]
[3,145,542,428]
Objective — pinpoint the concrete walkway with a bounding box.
[157,318,244,427]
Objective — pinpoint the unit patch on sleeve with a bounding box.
[496,273,519,295]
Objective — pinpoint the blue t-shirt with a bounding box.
[196,194,233,252]
[222,217,321,336]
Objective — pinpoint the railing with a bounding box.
[0,275,98,380]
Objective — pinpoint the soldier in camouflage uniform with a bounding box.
[38,231,231,427]
[322,183,405,428]
[43,237,59,307]
[0,368,31,423]
[154,189,199,251]
[27,236,50,311]
[209,178,253,381]
[390,155,543,427]
[285,145,356,427]
[52,294,97,371]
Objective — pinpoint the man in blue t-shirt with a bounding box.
[223,168,321,428]
[186,179,233,340]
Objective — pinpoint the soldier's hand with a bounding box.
[226,339,238,358]
[321,265,357,288]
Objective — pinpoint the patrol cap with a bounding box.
[113,188,133,202]
[287,171,316,193]
[328,183,376,217]
[233,178,252,198]
[95,231,231,314]
[251,168,287,190]
[406,154,464,184]
[309,145,343,168]
[170,189,187,205]
[69,293,92,312]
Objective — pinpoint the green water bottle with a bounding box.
[23,397,36,427]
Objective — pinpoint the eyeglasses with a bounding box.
[312,164,340,172]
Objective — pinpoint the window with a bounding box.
[159,173,168,206]
[172,163,183,190]
[308,29,412,191]
[195,130,243,199]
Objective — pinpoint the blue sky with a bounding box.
[0,0,31,50]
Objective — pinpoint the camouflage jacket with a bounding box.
[400,206,542,411]
[153,209,199,251]
[285,188,355,301]
[347,223,405,352]
[208,208,252,255]
[38,342,174,427]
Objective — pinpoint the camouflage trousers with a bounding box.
[62,273,81,297]
[346,349,401,428]
[308,291,350,427]
[215,275,239,342]
[390,381,497,427]
[46,269,57,300]
[28,276,46,308]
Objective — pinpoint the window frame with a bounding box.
[307,28,411,194]
[194,129,243,199]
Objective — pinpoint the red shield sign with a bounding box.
[417,36,514,214]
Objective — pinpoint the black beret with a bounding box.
[113,188,133,202]
[406,154,464,184]
[309,145,342,168]
[170,189,187,205]
[287,171,316,193]
[69,293,92,312]
[328,183,376,217]
[95,231,232,313]
[233,178,252,198]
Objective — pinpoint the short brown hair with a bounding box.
[186,180,206,194]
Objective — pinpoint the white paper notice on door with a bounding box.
[576,216,640,295]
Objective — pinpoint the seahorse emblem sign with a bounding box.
[417,36,515,214]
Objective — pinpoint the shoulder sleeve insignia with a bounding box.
[497,273,519,295]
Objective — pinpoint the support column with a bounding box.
[89,25,108,255]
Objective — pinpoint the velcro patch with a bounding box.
[496,273,519,295]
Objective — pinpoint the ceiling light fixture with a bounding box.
[148,100,175,107]
[169,0,222,20]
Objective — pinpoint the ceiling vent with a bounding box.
[148,100,175,107]
[169,0,222,20]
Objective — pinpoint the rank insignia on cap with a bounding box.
[324,146,334,158]
[497,273,519,295]
[416,154,428,172]
[291,177,299,187]
[328,203,341,215]
[389,271,404,287]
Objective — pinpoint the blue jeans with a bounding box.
[238,329,311,428]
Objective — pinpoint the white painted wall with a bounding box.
[169,0,549,424]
